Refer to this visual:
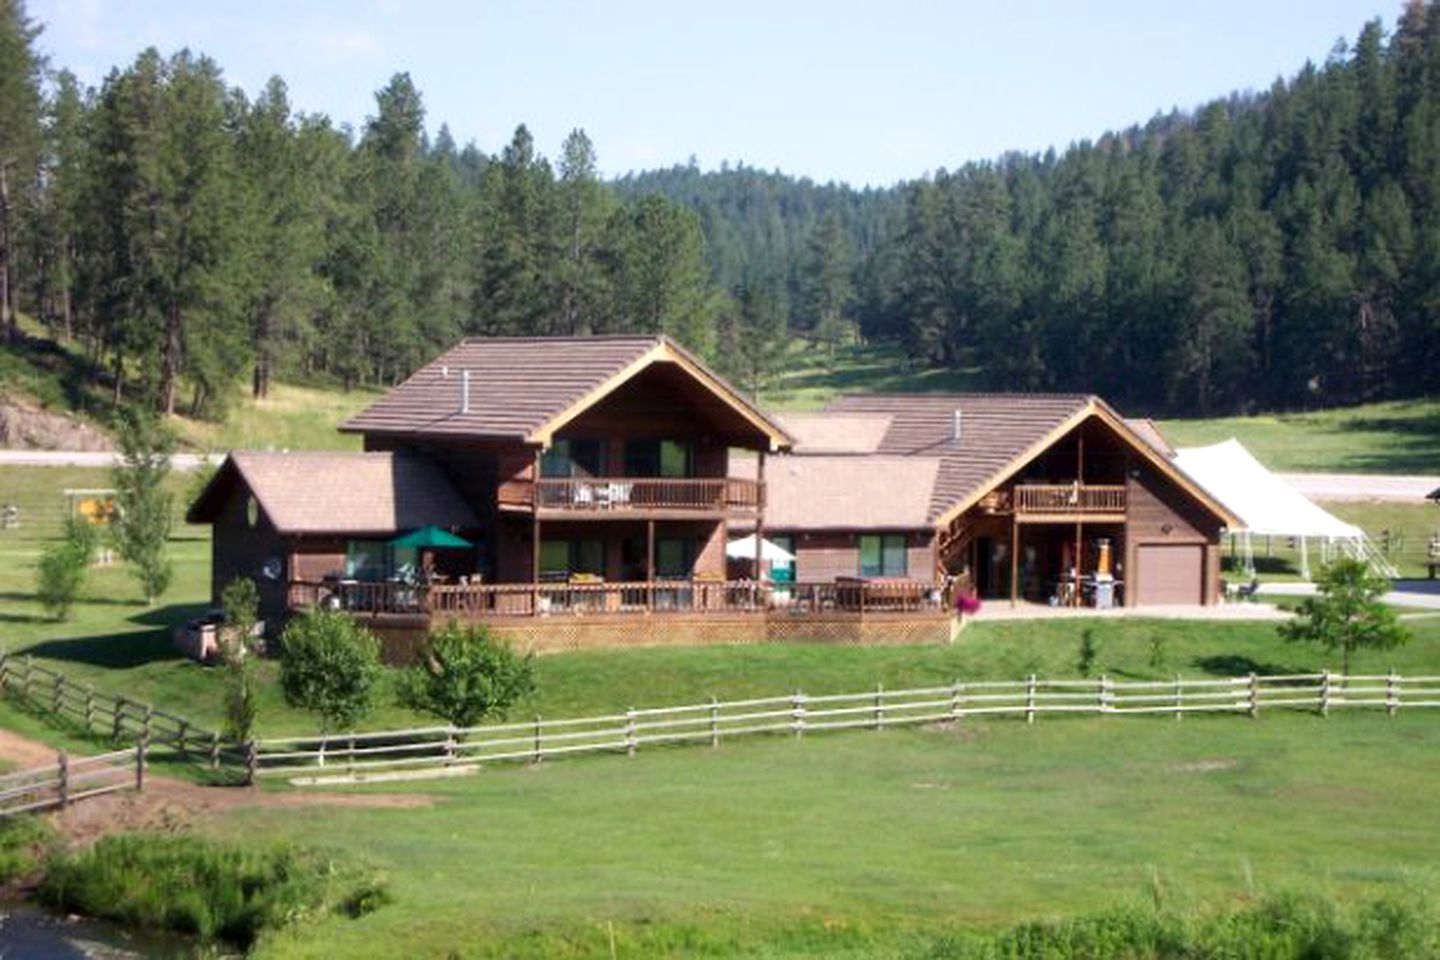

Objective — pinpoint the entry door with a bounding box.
[1134,544,1203,605]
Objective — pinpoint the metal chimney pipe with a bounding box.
[952,409,963,443]
[461,369,471,414]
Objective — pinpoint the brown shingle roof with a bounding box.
[772,412,893,454]
[825,393,1093,521]
[340,335,792,449]
[1124,418,1176,458]
[187,452,479,535]
[732,455,941,530]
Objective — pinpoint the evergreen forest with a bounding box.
[0,0,1437,419]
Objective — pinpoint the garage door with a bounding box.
[1134,544,1203,606]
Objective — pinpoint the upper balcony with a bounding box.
[972,483,1127,521]
[500,476,764,517]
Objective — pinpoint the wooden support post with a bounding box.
[1248,673,1259,719]
[1009,521,1019,608]
[1173,674,1183,720]
[177,720,189,759]
[348,733,357,775]
[57,751,69,808]
[209,731,221,770]
[1320,668,1331,717]
[84,687,95,733]
[136,735,148,793]
[1074,520,1083,608]
[532,449,542,617]
[792,691,805,740]
[112,697,125,742]
[1387,669,1398,717]
[51,672,63,714]
[532,716,543,764]
[710,696,720,749]
[1099,674,1110,715]
[318,733,328,768]
[646,520,656,613]
[443,728,456,766]
[873,683,884,730]
[625,708,637,757]
[950,680,963,722]
[755,450,767,583]
[1025,674,1037,724]
[245,740,258,785]
[21,655,32,701]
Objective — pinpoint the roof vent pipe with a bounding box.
[460,369,471,415]
[952,409,963,444]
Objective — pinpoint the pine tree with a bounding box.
[797,210,855,349]
[0,0,44,339]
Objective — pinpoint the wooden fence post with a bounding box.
[245,740,258,785]
[136,736,148,793]
[443,728,456,766]
[57,751,69,808]
[112,697,125,742]
[143,706,153,751]
[792,692,805,740]
[1387,669,1399,718]
[209,731,221,770]
[348,733,358,776]
[84,687,95,734]
[1098,675,1110,715]
[176,720,189,760]
[1320,669,1331,717]
[873,683,884,730]
[950,680,963,722]
[1248,673,1259,719]
[318,733,328,768]
[710,696,720,749]
[532,716,542,764]
[625,708,637,757]
[1025,674,1037,724]
[1173,674,1183,721]
[51,671,64,714]
[21,655,33,702]
[0,652,8,689]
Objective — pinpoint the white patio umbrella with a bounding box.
[725,534,796,564]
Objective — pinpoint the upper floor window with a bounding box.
[542,438,605,478]
[624,439,691,478]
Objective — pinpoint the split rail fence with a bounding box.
[0,654,230,768]
[0,747,143,816]
[252,671,1440,785]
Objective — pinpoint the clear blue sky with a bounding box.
[29,0,1396,188]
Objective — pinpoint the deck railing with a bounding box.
[288,577,946,619]
[1014,484,1127,515]
[505,477,762,513]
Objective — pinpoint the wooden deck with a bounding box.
[497,477,762,516]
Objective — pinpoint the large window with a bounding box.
[539,539,606,579]
[542,438,605,478]
[655,537,694,578]
[345,541,388,580]
[859,534,908,578]
[624,439,691,478]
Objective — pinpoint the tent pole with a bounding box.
[1300,536,1310,581]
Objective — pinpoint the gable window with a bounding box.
[859,534,908,578]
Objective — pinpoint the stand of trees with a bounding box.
[1,0,1437,418]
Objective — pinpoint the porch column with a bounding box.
[1074,520,1083,608]
[646,519,656,613]
[532,449,542,617]
[754,449,767,583]
[1009,520,1019,607]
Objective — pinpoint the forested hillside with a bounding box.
[0,0,1436,422]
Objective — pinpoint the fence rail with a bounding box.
[0,654,226,768]
[251,671,1440,785]
[0,747,141,817]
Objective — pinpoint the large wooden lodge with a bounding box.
[188,335,1239,657]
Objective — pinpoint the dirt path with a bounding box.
[0,726,435,845]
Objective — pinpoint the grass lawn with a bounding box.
[168,381,375,454]
[218,710,1440,958]
[1158,397,1440,474]
[1221,500,1440,581]
[761,340,981,411]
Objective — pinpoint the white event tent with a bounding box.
[1172,439,1394,579]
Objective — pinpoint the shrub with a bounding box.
[1076,628,1099,677]
[279,610,382,732]
[221,578,263,741]
[38,833,390,949]
[35,514,97,620]
[0,814,52,884]
[398,622,535,727]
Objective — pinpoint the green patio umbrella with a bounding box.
[390,526,473,549]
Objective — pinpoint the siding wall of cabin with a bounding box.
[775,530,935,582]
[1123,456,1224,605]
[209,487,291,629]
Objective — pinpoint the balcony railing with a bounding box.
[502,477,762,514]
[1014,484,1127,516]
[287,577,945,620]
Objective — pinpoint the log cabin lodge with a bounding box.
[187,335,1240,658]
